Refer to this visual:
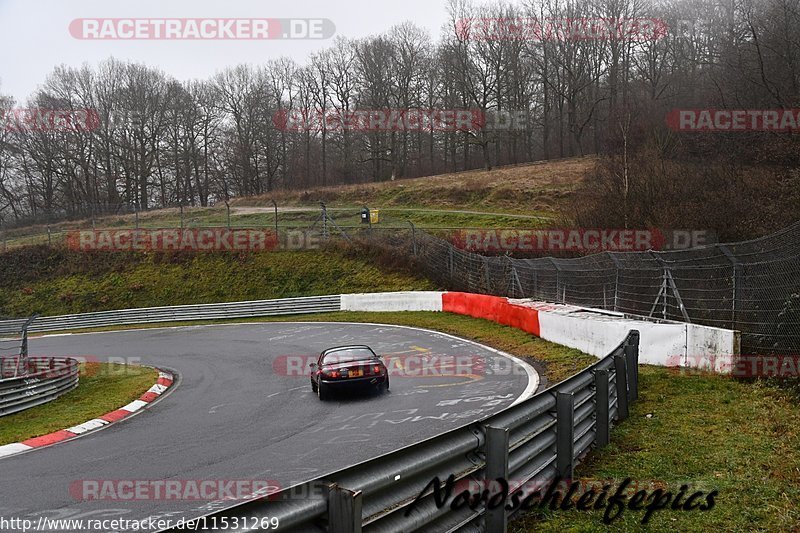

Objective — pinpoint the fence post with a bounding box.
[483,256,490,293]
[549,258,561,303]
[512,266,524,298]
[624,331,640,402]
[607,252,621,312]
[328,484,362,533]
[47,225,52,246]
[556,392,575,480]
[718,245,739,330]
[485,426,509,533]
[321,202,329,240]
[134,204,139,229]
[225,201,231,229]
[271,199,278,237]
[448,246,454,281]
[595,369,610,447]
[408,221,417,256]
[613,354,629,421]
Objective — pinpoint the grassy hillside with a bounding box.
[0,157,595,252]
[0,246,433,317]
[235,156,593,214]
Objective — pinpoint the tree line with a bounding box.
[0,0,797,227]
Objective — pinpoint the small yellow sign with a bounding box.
[370,209,380,224]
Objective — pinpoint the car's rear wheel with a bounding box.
[318,382,329,401]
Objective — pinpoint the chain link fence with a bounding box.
[388,224,799,355]
[3,201,798,355]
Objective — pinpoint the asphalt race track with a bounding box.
[0,322,537,532]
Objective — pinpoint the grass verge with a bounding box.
[0,362,158,445]
[511,366,800,532]
[0,248,434,316]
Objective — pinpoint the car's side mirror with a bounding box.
[309,363,317,368]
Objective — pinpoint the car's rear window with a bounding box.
[322,348,375,364]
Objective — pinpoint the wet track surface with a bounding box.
[0,322,537,531]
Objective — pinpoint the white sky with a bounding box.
[0,0,452,104]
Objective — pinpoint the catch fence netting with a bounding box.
[362,221,800,355]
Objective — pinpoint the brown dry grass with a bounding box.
[232,156,596,214]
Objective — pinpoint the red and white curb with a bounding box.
[0,370,174,459]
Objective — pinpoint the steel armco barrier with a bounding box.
[0,357,79,417]
[0,297,341,416]
[161,330,640,533]
[8,295,342,333]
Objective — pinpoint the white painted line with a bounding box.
[148,384,168,395]
[0,443,33,458]
[66,419,108,434]
[120,400,148,413]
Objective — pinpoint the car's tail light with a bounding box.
[373,365,382,374]
[323,369,340,378]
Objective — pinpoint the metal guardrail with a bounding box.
[0,314,37,378]
[13,296,342,333]
[161,330,640,532]
[0,297,341,416]
[0,357,79,417]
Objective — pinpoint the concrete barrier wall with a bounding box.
[685,323,739,372]
[338,291,738,373]
[340,291,444,312]
[441,292,540,336]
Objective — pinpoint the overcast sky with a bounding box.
[0,0,452,104]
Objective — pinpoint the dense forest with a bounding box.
[0,0,798,233]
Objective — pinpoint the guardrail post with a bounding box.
[485,426,509,533]
[624,331,640,402]
[594,369,610,448]
[556,392,575,480]
[613,354,629,421]
[328,484,362,533]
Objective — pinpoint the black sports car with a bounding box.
[310,345,389,400]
